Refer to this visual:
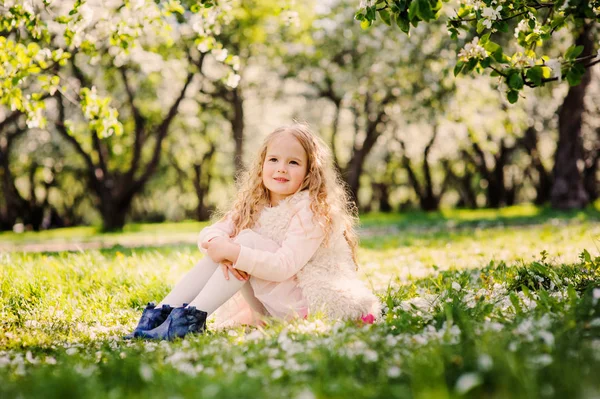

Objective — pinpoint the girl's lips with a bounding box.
[274,178,289,182]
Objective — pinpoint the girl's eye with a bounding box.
[290,161,299,165]
[268,158,277,162]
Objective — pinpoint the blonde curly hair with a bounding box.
[221,123,359,264]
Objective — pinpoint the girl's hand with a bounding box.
[221,260,249,282]
[201,237,241,264]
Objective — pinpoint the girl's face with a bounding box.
[262,132,308,206]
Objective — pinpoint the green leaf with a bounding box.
[508,73,524,90]
[483,41,500,53]
[526,66,543,86]
[408,0,419,21]
[379,9,392,25]
[509,292,523,314]
[566,70,582,86]
[497,21,508,32]
[480,57,491,68]
[366,6,376,21]
[465,58,478,72]
[354,12,365,21]
[476,19,486,34]
[507,90,519,104]
[396,13,410,33]
[492,48,504,63]
[416,0,435,21]
[582,249,592,263]
[454,61,465,76]
[565,45,584,60]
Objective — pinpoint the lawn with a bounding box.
[1,206,599,398]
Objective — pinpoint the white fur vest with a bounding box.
[253,191,381,320]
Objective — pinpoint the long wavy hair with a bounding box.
[220,123,359,264]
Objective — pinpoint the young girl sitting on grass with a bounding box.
[125,123,380,341]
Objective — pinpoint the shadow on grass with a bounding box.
[36,243,199,258]
[359,203,600,230]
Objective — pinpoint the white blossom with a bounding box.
[545,58,562,82]
[458,37,487,62]
[225,73,241,89]
[455,372,483,394]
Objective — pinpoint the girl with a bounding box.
[125,123,380,341]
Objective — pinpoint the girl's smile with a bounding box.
[262,132,308,206]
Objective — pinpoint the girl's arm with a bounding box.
[229,201,325,282]
[197,214,235,255]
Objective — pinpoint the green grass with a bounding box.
[1,207,600,398]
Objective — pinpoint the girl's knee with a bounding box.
[233,229,257,246]
[233,229,279,252]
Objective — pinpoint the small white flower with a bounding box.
[531,354,553,367]
[363,349,379,362]
[455,372,483,394]
[66,348,78,356]
[45,356,57,365]
[139,364,153,381]
[225,73,241,89]
[538,331,555,347]
[478,354,493,371]
[458,37,488,61]
[545,58,562,82]
[452,282,462,291]
[212,48,228,62]
[387,366,402,378]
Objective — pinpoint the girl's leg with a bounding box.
[187,229,280,315]
[156,256,220,308]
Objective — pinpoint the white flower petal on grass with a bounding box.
[387,365,402,378]
[295,388,316,399]
[65,348,78,356]
[452,282,462,291]
[589,318,600,328]
[272,369,284,379]
[363,349,379,362]
[139,364,153,381]
[538,331,555,347]
[531,354,553,367]
[455,372,483,394]
[478,354,493,371]
[25,351,39,365]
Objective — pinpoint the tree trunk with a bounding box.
[584,149,599,202]
[99,198,129,231]
[232,88,244,174]
[371,182,392,212]
[521,126,552,205]
[551,24,593,209]
[0,130,27,230]
[344,148,366,207]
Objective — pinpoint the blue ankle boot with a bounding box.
[123,303,174,340]
[137,305,207,341]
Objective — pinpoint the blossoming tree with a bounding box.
[0,0,238,230]
[357,0,600,209]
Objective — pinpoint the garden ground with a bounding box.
[1,205,600,398]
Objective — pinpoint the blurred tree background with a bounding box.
[1,0,599,232]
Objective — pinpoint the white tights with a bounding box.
[156,230,278,316]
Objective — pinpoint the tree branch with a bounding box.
[129,71,194,197]
[120,67,147,185]
[54,95,97,176]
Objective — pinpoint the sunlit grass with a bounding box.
[1,207,599,398]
